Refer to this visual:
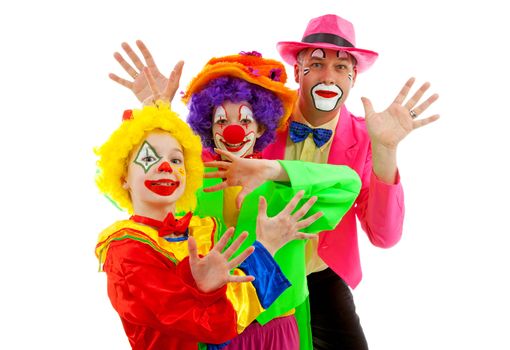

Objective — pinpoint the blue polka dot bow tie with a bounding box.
[289,121,333,148]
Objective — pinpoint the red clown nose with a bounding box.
[223,124,246,144]
[158,161,173,173]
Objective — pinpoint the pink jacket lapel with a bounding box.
[263,105,360,166]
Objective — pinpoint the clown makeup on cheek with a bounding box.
[134,141,162,173]
[311,83,343,112]
[302,49,325,76]
[177,167,185,179]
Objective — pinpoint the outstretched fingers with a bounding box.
[222,231,249,260]
[203,169,227,178]
[121,42,146,72]
[393,77,416,105]
[412,114,440,129]
[258,196,269,221]
[214,148,237,162]
[291,195,317,220]
[296,211,323,230]
[404,81,431,110]
[213,227,235,253]
[228,245,255,270]
[236,188,250,210]
[361,97,375,116]
[113,51,139,79]
[136,40,159,72]
[187,236,199,266]
[281,190,305,216]
[293,232,318,240]
[164,60,184,102]
[409,93,439,116]
[204,160,231,170]
[202,181,229,193]
[109,72,133,89]
[227,271,255,283]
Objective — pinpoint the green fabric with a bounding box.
[192,160,361,349]
[295,296,313,350]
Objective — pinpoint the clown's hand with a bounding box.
[203,148,289,209]
[188,228,255,293]
[142,63,184,106]
[256,191,321,256]
[109,40,182,104]
[363,77,440,150]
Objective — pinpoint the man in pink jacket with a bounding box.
[262,14,440,349]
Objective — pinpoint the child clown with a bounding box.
[95,103,321,350]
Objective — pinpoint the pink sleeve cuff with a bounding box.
[365,170,405,247]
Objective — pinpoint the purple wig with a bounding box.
[187,76,283,152]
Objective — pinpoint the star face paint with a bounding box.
[311,83,343,112]
[125,132,186,208]
[212,101,261,157]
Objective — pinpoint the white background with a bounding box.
[1,0,508,349]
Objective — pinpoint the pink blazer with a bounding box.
[262,105,405,288]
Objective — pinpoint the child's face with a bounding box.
[211,101,265,157]
[124,131,186,210]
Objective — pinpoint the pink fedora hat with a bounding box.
[277,14,378,73]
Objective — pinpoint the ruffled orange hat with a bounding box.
[182,51,297,129]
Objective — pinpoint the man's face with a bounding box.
[295,48,357,113]
[212,100,265,157]
[124,131,186,209]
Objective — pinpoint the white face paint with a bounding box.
[311,48,325,59]
[310,83,343,112]
[212,102,260,157]
[212,105,227,125]
[337,50,349,59]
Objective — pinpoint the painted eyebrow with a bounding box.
[309,54,350,61]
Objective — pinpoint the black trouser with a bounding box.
[307,268,369,350]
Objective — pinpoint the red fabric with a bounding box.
[122,109,133,121]
[103,238,238,350]
[131,212,193,237]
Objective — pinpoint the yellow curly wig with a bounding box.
[95,102,204,214]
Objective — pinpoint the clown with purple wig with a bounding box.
[182,52,362,350]
[187,75,282,156]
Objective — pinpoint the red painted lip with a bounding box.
[315,90,338,98]
[221,139,248,153]
[144,179,180,196]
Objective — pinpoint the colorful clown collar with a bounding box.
[95,215,218,271]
